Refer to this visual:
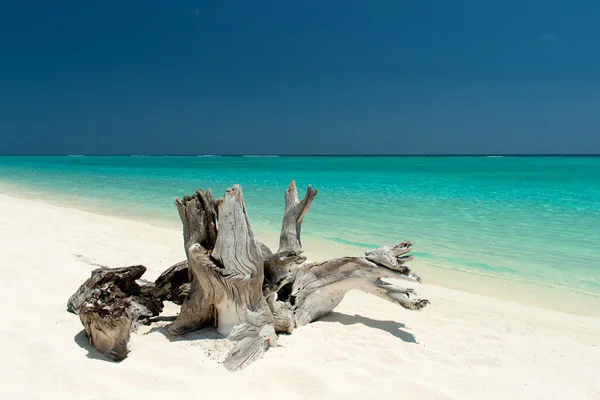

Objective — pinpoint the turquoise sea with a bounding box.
[1,156,599,313]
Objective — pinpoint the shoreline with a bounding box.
[1,186,598,316]
[0,190,597,324]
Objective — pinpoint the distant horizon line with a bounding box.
[1,153,600,157]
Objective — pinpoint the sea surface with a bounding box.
[1,156,599,313]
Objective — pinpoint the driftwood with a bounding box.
[66,265,163,360]
[67,180,429,370]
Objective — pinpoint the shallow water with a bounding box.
[1,156,599,311]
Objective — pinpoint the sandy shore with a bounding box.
[1,193,599,399]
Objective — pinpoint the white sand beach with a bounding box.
[1,192,599,400]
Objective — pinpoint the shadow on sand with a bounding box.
[144,316,226,343]
[319,312,417,343]
[73,329,116,361]
[74,311,415,361]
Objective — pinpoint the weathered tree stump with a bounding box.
[67,180,429,370]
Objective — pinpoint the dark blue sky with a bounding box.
[1,1,599,155]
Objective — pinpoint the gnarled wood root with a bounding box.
[67,265,163,361]
[152,260,190,305]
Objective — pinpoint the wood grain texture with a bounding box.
[67,265,162,361]
[175,189,218,258]
[152,260,190,305]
